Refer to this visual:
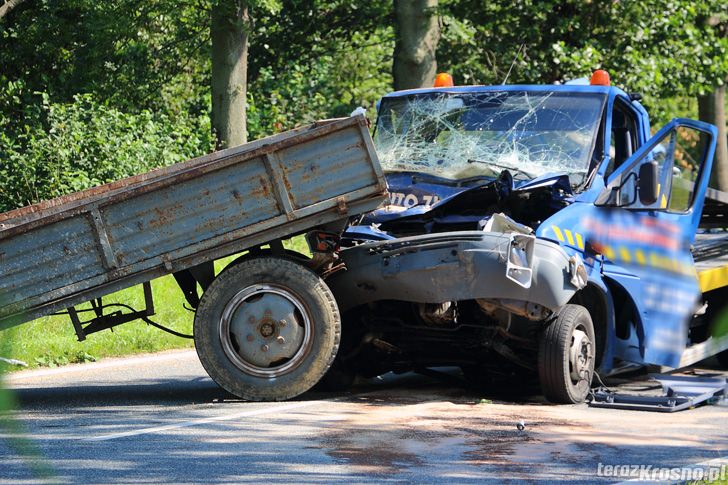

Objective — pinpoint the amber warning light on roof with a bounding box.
[590,70,611,86]
[434,73,454,88]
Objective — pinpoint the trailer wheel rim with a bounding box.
[219,284,313,378]
[569,328,593,384]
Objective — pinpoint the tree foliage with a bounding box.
[0,81,210,211]
[0,0,726,210]
[0,0,210,114]
[438,0,728,123]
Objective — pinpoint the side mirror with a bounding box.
[638,161,659,205]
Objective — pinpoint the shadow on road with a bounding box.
[8,367,550,411]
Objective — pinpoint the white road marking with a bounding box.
[3,350,196,382]
[84,400,320,442]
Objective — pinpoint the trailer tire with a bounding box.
[538,304,595,404]
[194,256,340,401]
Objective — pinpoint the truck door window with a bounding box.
[606,100,638,177]
[598,123,709,212]
[665,127,705,212]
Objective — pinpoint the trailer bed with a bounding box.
[0,116,387,329]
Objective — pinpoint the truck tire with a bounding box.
[315,359,356,391]
[194,256,340,401]
[538,304,595,404]
[717,349,728,369]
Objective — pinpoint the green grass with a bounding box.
[0,273,196,370]
[692,477,728,485]
[0,237,310,371]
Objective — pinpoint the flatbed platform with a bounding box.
[693,232,728,292]
[695,187,728,293]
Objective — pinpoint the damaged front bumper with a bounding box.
[330,231,583,313]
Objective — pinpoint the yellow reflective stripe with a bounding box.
[551,225,565,242]
[575,233,584,250]
[650,253,661,268]
[602,245,615,260]
[564,229,575,246]
[661,194,668,208]
[635,249,646,265]
[619,247,632,263]
[698,265,728,293]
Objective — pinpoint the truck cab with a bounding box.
[327,73,728,403]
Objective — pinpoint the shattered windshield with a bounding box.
[374,90,606,185]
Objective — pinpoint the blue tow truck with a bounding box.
[323,71,728,403]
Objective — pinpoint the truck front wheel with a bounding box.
[717,349,728,369]
[538,304,595,404]
[194,256,340,401]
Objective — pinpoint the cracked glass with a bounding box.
[374,90,606,186]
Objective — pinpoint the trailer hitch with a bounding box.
[67,281,156,341]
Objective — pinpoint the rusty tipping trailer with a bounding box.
[0,115,388,400]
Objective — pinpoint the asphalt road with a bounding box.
[1,350,727,484]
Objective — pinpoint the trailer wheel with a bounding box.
[194,257,340,401]
[538,304,595,404]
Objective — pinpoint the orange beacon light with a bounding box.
[434,73,454,88]
[590,70,611,86]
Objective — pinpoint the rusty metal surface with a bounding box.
[0,116,387,329]
[278,128,377,209]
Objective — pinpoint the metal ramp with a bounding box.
[589,374,727,412]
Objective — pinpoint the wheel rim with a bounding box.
[569,327,593,384]
[219,284,313,378]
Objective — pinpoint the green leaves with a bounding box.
[0,0,724,213]
[438,0,727,126]
[33,350,96,368]
[253,0,282,14]
[0,84,211,212]
[0,0,210,113]
[247,27,393,138]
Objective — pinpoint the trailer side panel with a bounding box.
[0,117,387,329]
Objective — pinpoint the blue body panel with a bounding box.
[363,84,720,370]
[380,84,615,99]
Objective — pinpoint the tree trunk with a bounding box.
[393,0,440,91]
[699,85,728,191]
[0,0,27,20]
[211,1,249,150]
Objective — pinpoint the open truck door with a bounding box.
[594,119,717,368]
